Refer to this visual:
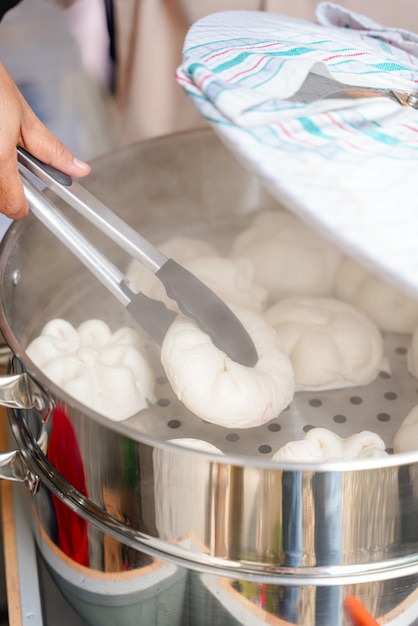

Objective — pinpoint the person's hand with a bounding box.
[0,61,91,219]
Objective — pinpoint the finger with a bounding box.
[21,117,91,179]
[0,151,28,219]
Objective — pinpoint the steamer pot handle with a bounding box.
[0,369,50,490]
[0,450,35,487]
[0,342,43,488]
[0,340,51,412]
[0,374,44,486]
[0,372,51,412]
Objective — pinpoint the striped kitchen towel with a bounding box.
[176,5,418,299]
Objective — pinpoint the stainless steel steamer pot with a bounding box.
[0,130,417,625]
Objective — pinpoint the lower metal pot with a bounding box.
[0,130,417,624]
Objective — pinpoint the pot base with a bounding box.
[36,514,418,626]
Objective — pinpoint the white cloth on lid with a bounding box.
[176,3,418,299]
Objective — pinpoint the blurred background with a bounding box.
[2,0,418,164]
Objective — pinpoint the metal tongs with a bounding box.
[290,73,418,108]
[18,148,258,367]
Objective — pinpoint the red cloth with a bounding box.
[47,408,89,566]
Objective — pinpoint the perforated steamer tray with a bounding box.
[22,212,418,462]
[124,332,417,459]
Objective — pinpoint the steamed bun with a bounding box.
[127,236,267,312]
[393,405,418,454]
[335,258,418,334]
[27,319,155,421]
[168,439,223,454]
[183,256,268,312]
[272,428,387,462]
[161,305,295,428]
[231,210,342,300]
[407,326,418,378]
[264,297,385,390]
[126,236,219,305]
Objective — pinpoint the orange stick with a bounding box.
[343,596,380,626]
